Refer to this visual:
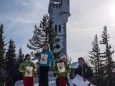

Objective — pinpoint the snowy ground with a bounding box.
[15,71,74,86]
[15,77,96,86]
[15,77,74,86]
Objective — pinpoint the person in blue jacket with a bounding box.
[38,43,54,86]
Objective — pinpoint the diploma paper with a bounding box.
[57,62,66,72]
[72,74,90,86]
[40,54,48,64]
[25,66,33,77]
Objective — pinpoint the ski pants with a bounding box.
[39,66,49,86]
[56,77,67,86]
[23,77,34,86]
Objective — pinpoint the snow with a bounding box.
[15,77,74,86]
[15,71,56,86]
[15,77,96,86]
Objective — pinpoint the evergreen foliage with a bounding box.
[27,25,43,50]
[89,26,115,86]
[5,39,16,86]
[17,47,24,64]
[99,26,114,86]
[89,35,101,85]
[14,47,24,81]
[27,14,61,56]
[0,24,6,85]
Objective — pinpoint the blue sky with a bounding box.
[0,0,49,55]
[0,0,115,62]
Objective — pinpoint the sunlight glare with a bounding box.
[110,1,115,23]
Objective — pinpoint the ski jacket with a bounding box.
[38,50,54,67]
[54,61,71,77]
[19,60,36,77]
[74,64,94,81]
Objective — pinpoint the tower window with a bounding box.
[59,25,61,32]
[56,5,57,8]
[67,0,69,5]
[55,25,57,32]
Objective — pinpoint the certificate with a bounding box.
[72,74,90,86]
[25,66,33,77]
[40,54,48,64]
[57,62,66,73]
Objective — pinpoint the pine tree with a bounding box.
[27,14,61,55]
[39,14,61,69]
[40,14,60,52]
[0,24,6,85]
[100,26,114,86]
[14,47,24,81]
[39,14,49,43]
[5,39,16,86]
[27,25,43,50]
[17,47,24,64]
[89,35,101,85]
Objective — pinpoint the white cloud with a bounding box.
[0,0,49,54]
[0,0,115,61]
[67,0,115,61]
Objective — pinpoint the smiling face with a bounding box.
[25,54,31,61]
[27,55,31,61]
[43,44,49,50]
[78,57,85,67]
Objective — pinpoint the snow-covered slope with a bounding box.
[15,77,55,86]
[15,77,74,86]
[15,77,96,86]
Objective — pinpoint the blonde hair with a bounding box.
[43,43,51,51]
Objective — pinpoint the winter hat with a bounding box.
[78,57,85,62]
[60,55,66,60]
[24,54,31,60]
